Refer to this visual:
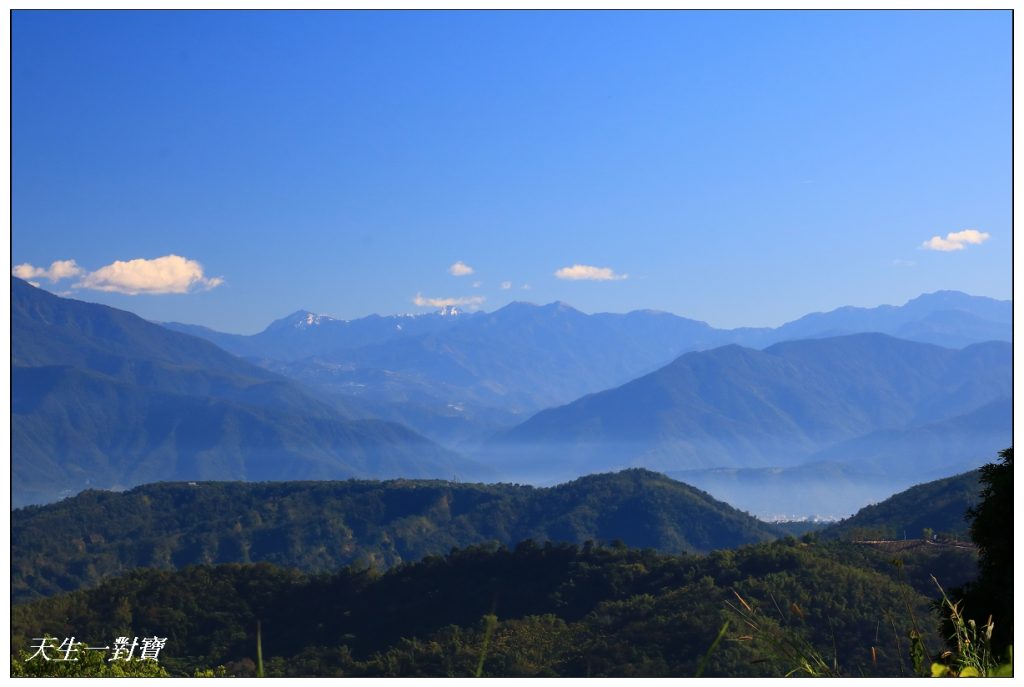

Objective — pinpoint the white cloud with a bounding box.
[472,281,482,288]
[500,281,512,290]
[554,264,628,281]
[413,293,486,309]
[12,259,84,282]
[921,229,991,252]
[50,260,84,281]
[12,264,46,280]
[448,261,475,276]
[892,259,916,267]
[75,255,224,295]
[521,283,531,290]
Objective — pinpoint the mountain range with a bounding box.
[11,278,488,507]
[12,279,1010,517]
[482,334,1009,513]
[163,290,1011,446]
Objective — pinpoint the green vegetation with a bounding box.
[256,620,264,678]
[10,426,1010,678]
[725,589,841,677]
[769,520,832,537]
[12,469,779,603]
[822,469,982,542]
[944,447,1013,660]
[931,578,1012,677]
[11,538,952,677]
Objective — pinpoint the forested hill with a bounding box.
[12,470,778,603]
[821,470,982,541]
[11,539,961,677]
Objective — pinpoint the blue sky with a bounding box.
[12,10,1011,333]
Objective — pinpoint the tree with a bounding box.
[946,448,1012,658]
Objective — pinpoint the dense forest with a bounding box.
[11,538,976,677]
[11,456,1009,677]
[12,469,779,602]
[821,470,981,541]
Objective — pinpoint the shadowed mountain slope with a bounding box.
[12,278,485,507]
[485,334,1010,486]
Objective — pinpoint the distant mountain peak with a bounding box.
[545,300,582,314]
[266,309,341,332]
[499,300,540,310]
[912,289,971,298]
[904,290,1007,307]
[438,305,461,317]
[297,312,333,329]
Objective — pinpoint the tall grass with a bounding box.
[256,620,264,678]
[726,590,841,677]
[473,614,498,677]
[930,577,1012,677]
[724,579,1013,678]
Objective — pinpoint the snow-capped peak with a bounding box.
[293,311,337,329]
[438,305,460,317]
